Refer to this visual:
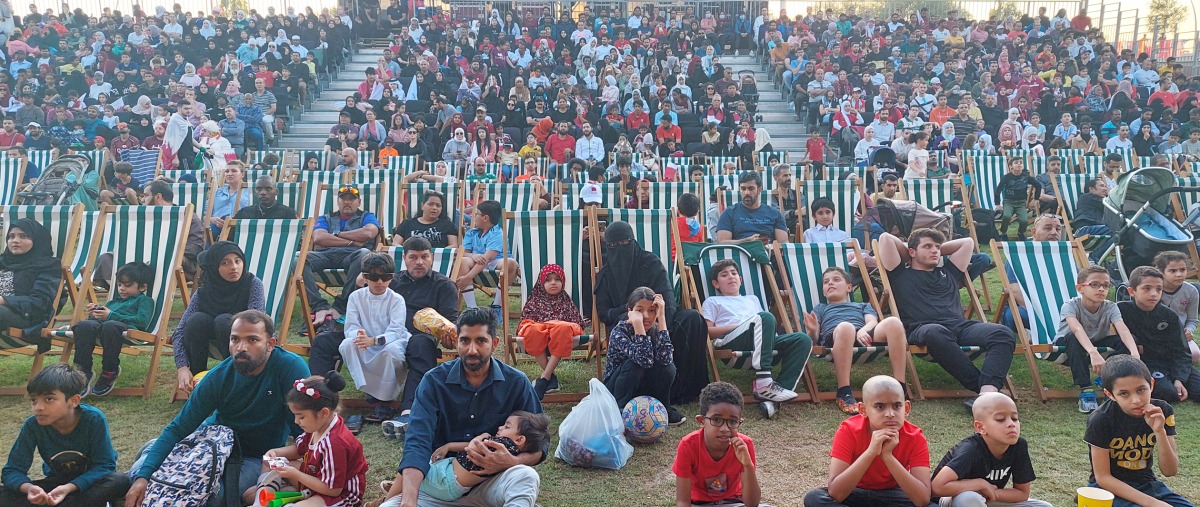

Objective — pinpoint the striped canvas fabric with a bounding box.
[1105,148,1134,171]
[159,169,207,183]
[1053,174,1094,220]
[247,149,290,169]
[350,168,405,187]
[645,182,700,210]
[168,183,210,218]
[222,218,309,337]
[776,241,889,364]
[298,171,343,218]
[799,179,861,234]
[901,178,956,210]
[274,182,307,217]
[26,149,55,176]
[119,149,159,184]
[1177,177,1200,214]
[604,208,675,280]
[355,150,374,168]
[78,149,107,174]
[0,158,25,205]
[1081,155,1106,175]
[297,149,331,171]
[966,155,1007,209]
[1054,149,1086,172]
[995,241,1094,364]
[758,151,788,168]
[385,155,420,173]
[403,182,460,223]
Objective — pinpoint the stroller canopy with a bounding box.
[1106,167,1177,213]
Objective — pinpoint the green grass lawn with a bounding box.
[1,270,1199,507]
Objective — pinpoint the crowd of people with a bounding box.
[0,1,1199,507]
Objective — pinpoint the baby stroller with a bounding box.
[866,146,898,193]
[1097,167,1199,282]
[16,155,90,206]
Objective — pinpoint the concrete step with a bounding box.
[290,124,336,135]
[298,112,342,123]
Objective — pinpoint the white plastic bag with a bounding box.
[554,378,634,469]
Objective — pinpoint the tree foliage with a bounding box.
[1148,0,1188,33]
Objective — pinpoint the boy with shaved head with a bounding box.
[803,376,933,507]
[931,393,1051,506]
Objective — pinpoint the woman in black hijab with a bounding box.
[170,241,265,394]
[0,219,63,342]
[582,221,709,405]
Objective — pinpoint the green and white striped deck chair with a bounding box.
[646,182,700,210]
[243,169,277,185]
[488,159,548,179]
[167,182,212,224]
[1191,162,1200,176]
[758,151,787,168]
[298,149,331,172]
[273,182,308,216]
[386,155,420,174]
[508,210,598,371]
[901,178,956,210]
[717,187,769,216]
[1175,176,1200,214]
[247,149,290,169]
[1106,148,1134,171]
[477,163,505,180]
[560,183,623,210]
[74,204,195,399]
[700,175,738,200]
[1051,173,1107,249]
[158,169,207,182]
[354,150,374,168]
[773,241,913,399]
[799,179,862,235]
[312,182,389,288]
[0,204,83,389]
[1002,149,1035,161]
[710,157,742,172]
[608,152,644,165]
[78,149,107,174]
[820,166,856,180]
[684,242,815,400]
[379,245,459,277]
[602,208,676,279]
[992,240,1113,401]
[26,150,56,176]
[1081,155,1106,175]
[1025,155,1048,176]
[0,158,26,205]
[1137,156,1156,169]
[464,183,540,289]
[965,155,1007,209]
[221,218,313,345]
[663,157,692,173]
[297,171,343,218]
[1054,149,1086,173]
[349,168,405,188]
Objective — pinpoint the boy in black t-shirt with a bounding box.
[931,392,1050,507]
[1118,266,1200,403]
[1085,355,1192,507]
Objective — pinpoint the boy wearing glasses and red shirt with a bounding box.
[1055,265,1138,414]
[673,382,766,507]
[340,251,410,427]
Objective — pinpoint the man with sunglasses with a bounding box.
[302,184,380,327]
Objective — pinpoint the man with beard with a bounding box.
[372,308,544,507]
[716,171,790,244]
[583,221,710,407]
[123,310,309,507]
[233,175,298,219]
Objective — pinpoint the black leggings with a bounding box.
[0,473,130,507]
[183,312,235,374]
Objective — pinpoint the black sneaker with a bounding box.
[79,370,93,398]
[547,373,560,393]
[533,377,549,400]
[666,407,686,426]
[364,405,395,424]
[90,368,120,397]
[963,396,977,415]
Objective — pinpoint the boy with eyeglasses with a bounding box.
[340,251,411,427]
[1055,265,1138,414]
[672,382,768,507]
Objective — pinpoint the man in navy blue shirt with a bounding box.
[375,307,545,507]
[716,171,790,244]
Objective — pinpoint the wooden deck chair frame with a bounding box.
[874,238,1018,399]
[646,182,701,212]
[506,210,601,397]
[990,239,1102,401]
[679,241,819,403]
[772,240,921,401]
[385,155,421,174]
[246,148,291,170]
[453,182,540,302]
[1049,173,1107,250]
[899,178,957,210]
[0,204,84,395]
[559,182,624,210]
[796,178,865,244]
[958,154,1006,310]
[61,204,195,399]
[298,171,343,218]
[1169,178,1200,279]
[0,158,27,205]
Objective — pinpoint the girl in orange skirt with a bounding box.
[517,264,585,400]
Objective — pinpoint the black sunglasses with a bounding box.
[363,272,394,282]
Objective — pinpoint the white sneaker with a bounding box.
[759,400,778,419]
[753,380,799,403]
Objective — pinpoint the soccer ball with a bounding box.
[622,396,669,444]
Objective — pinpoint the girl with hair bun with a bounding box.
[250,371,367,507]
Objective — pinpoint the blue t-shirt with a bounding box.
[463,225,504,257]
[715,203,787,240]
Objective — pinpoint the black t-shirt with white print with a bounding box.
[933,434,1036,497]
[1084,398,1177,486]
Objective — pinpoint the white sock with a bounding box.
[753,377,774,390]
[463,291,477,308]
